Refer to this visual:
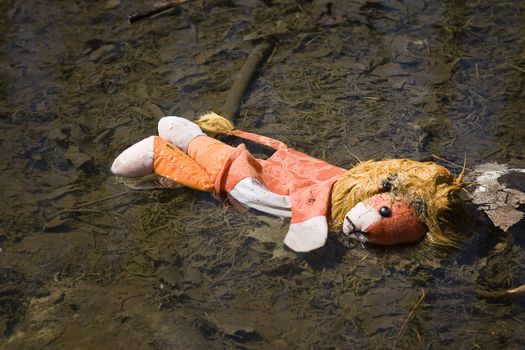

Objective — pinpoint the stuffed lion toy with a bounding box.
[111,113,466,252]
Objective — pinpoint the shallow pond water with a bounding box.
[1,0,525,348]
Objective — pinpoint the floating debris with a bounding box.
[470,163,525,232]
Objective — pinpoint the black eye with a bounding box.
[379,206,391,217]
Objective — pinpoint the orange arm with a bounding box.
[229,130,288,150]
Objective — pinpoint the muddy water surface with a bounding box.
[1,0,525,349]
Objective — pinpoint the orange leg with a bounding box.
[152,137,215,192]
[187,135,236,183]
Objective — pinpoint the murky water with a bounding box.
[1,0,524,348]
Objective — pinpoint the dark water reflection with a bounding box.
[1,0,524,348]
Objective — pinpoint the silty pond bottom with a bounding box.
[1,0,525,348]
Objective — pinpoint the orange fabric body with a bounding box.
[154,131,346,225]
[219,147,345,223]
[186,133,346,224]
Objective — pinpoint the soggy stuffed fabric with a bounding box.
[185,133,347,251]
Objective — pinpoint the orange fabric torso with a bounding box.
[186,135,346,224]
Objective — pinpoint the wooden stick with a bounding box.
[431,154,473,171]
[220,40,275,122]
[392,288,426,349]
[129,0,194,23]
[472,283,525,299]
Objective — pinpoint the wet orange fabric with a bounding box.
[221,147,345,223]
[364,193,428,245]
[187,135,236,182]
[186,132,346,225]
[151,130,345,227]
[229,129,287,150]
[153,136,214,191]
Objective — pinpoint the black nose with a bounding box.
[379,206,391,217]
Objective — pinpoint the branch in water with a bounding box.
[221,39,276,123]
[473,284,525,299]
[392,288,426,349]
[129,0,194,23]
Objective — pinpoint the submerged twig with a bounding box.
[221,40,276,122]
[46,190,137,221]
[343,144,362,164]
[393,288,426,349]
[64,190,137,210]
[472,284,525,299]
[431,154,473,171]
[129,0,194,23]
[506,63,525,74]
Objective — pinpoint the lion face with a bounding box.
[331,159,466,246]
[342,192,428,245]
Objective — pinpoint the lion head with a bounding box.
[330,159,466,246]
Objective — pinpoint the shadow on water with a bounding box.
[1,0,525,348]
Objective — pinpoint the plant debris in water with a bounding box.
[1,0,525,349]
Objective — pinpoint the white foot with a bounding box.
[283,216,328,252]
[158,116,205,153]
[111,136,155,176]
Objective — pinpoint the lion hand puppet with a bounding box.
[111,113,466,252]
